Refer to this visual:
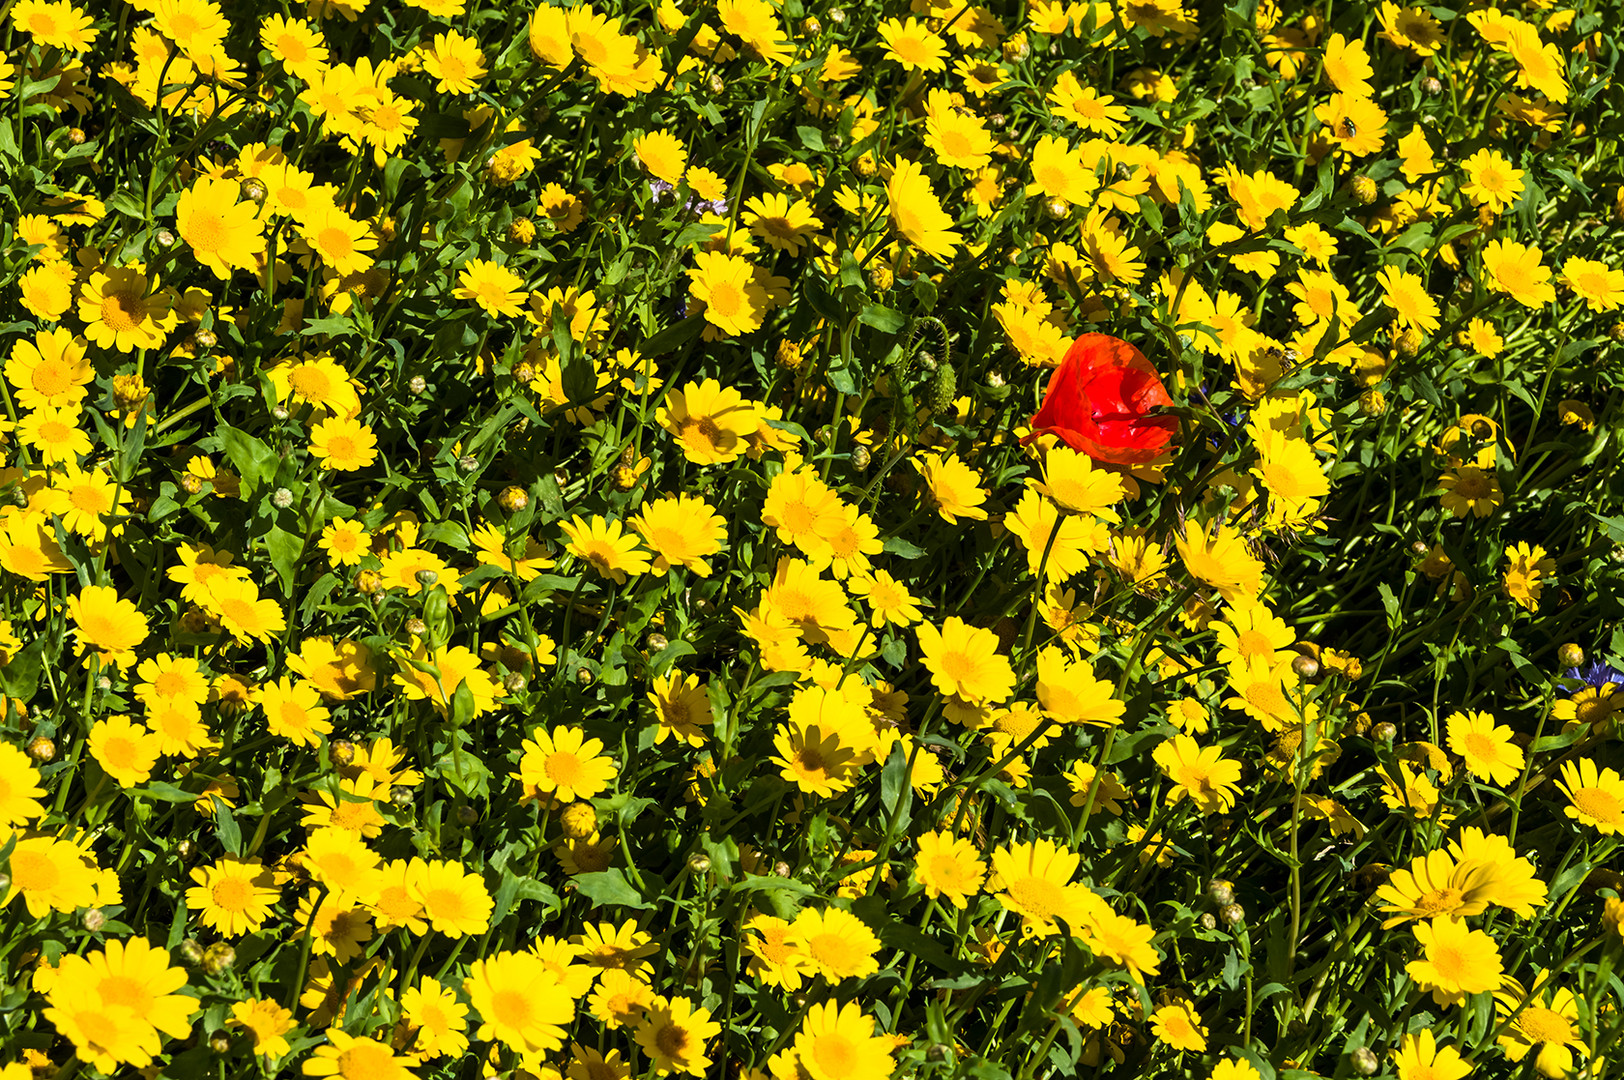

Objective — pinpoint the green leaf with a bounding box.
[573,869,653,910]
[639,315,706,357]
[217,424,280,497]
[213,799,242,855]
[858,303,907,334]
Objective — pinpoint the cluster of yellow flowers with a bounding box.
[1,0,1623,1078]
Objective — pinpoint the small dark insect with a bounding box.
[1340,118,1358,138]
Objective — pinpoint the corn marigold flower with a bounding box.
[1150,1001,1207,1051]
[1444,709,1524,786]
[1459,148,1525,214]
[914,830,986,909]
[66,584,149,669]
[187,857,282,937]
[686,250,768,337]
[230,998,296,1058]
[789,1000,896,1080]
[11,0,99,51]
[453,259,526,317]
[1392,1031,1469,1080]
[1556,757,1624,833]
[1493,973,1588,1078]
[78,266,176,353]
[635,995,720,1077]
[793,906,880,981]
[1502,541,1554,612]
[646,671,713,747]
[1406,916,1503,1006]
[1153,735,1243,814]
[1482,238,1556,308]
[1561,256,1624,312]
[176,177,266,281]
[422,28,486,94]
[559,513,650,583]
[886,158,962,260]
[519,725,616,803]
[1437,465,1502,519]
[6,327,92,410]
[714,0,791,64]
[876,16,948,72]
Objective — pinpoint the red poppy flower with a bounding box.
[1023,333,1178,465]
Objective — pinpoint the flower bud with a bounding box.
[1373,721,1397,742]
[458,454,479,473]
[802,15,821,34]
[560,801,597,838]
[1044,197,1071,219]
[414,569,438,588]
[68,127,86,145]
[645,633,670,653]
[776,339,805,371]
[1359,389,1386,416]
[688,853,712,875]
[178,939,206,965]
[503,671,528,694]
[356,569,384,595]
[209,1033,233,1055]
[851,444,871,470]
[1291,654,1320,681]
[773,860,793,878]
[405,617,427,637]
[1421,76,1443,97]
[455,804,479,826]
[1220,902,1245,926]
[1002,32,1030,61]
[1349,175,1378,204]
[391,786,415,808]
[1558,643,1585,669]
[329,739,356,767]
[241,178,267,203]
[96,675,112,691]
[271,405,290,421]
[271,487,295,509]
[508,218,536,244]
[176,838,197,862]
[156,228,176,248]
[1351,1048,1380,1076]
[1394,326,1422,357]
[1200,912,1218,930]
[204,943,236,975]
[499,486,529,513]
[82,907,106,932]
[409,375,427,395]
[926,1045,950,1063]
[1207,879,1235,906]
[867,265,894,290]
[577,667,594,685]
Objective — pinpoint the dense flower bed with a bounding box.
[1,0,1622,1078]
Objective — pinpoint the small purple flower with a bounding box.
[1565,661,1624,690]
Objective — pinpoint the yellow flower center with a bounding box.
[1518,1006,1574,1045]
[318,227,355,262]
[1004,875,1064,922]
[655,1021,691,1057]
[336,1041,395,1080]
[811,1034,859,1077]
[30,359,74,397]
[1414,886,1463,916]
[490,989,533,1029]
[324,435,358,463]
[99,291,146,334]
[100,734,139,769]
[1464,732,1500,764]
[1573,786,1621,822]
[209,873,254,913]
[220,598,261,630]
[422,887,467,920]
[10,849,57,891]
[545,751,586,789]
[678,416,725,456]
[187,211,228,253]
[275,34,309,61]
